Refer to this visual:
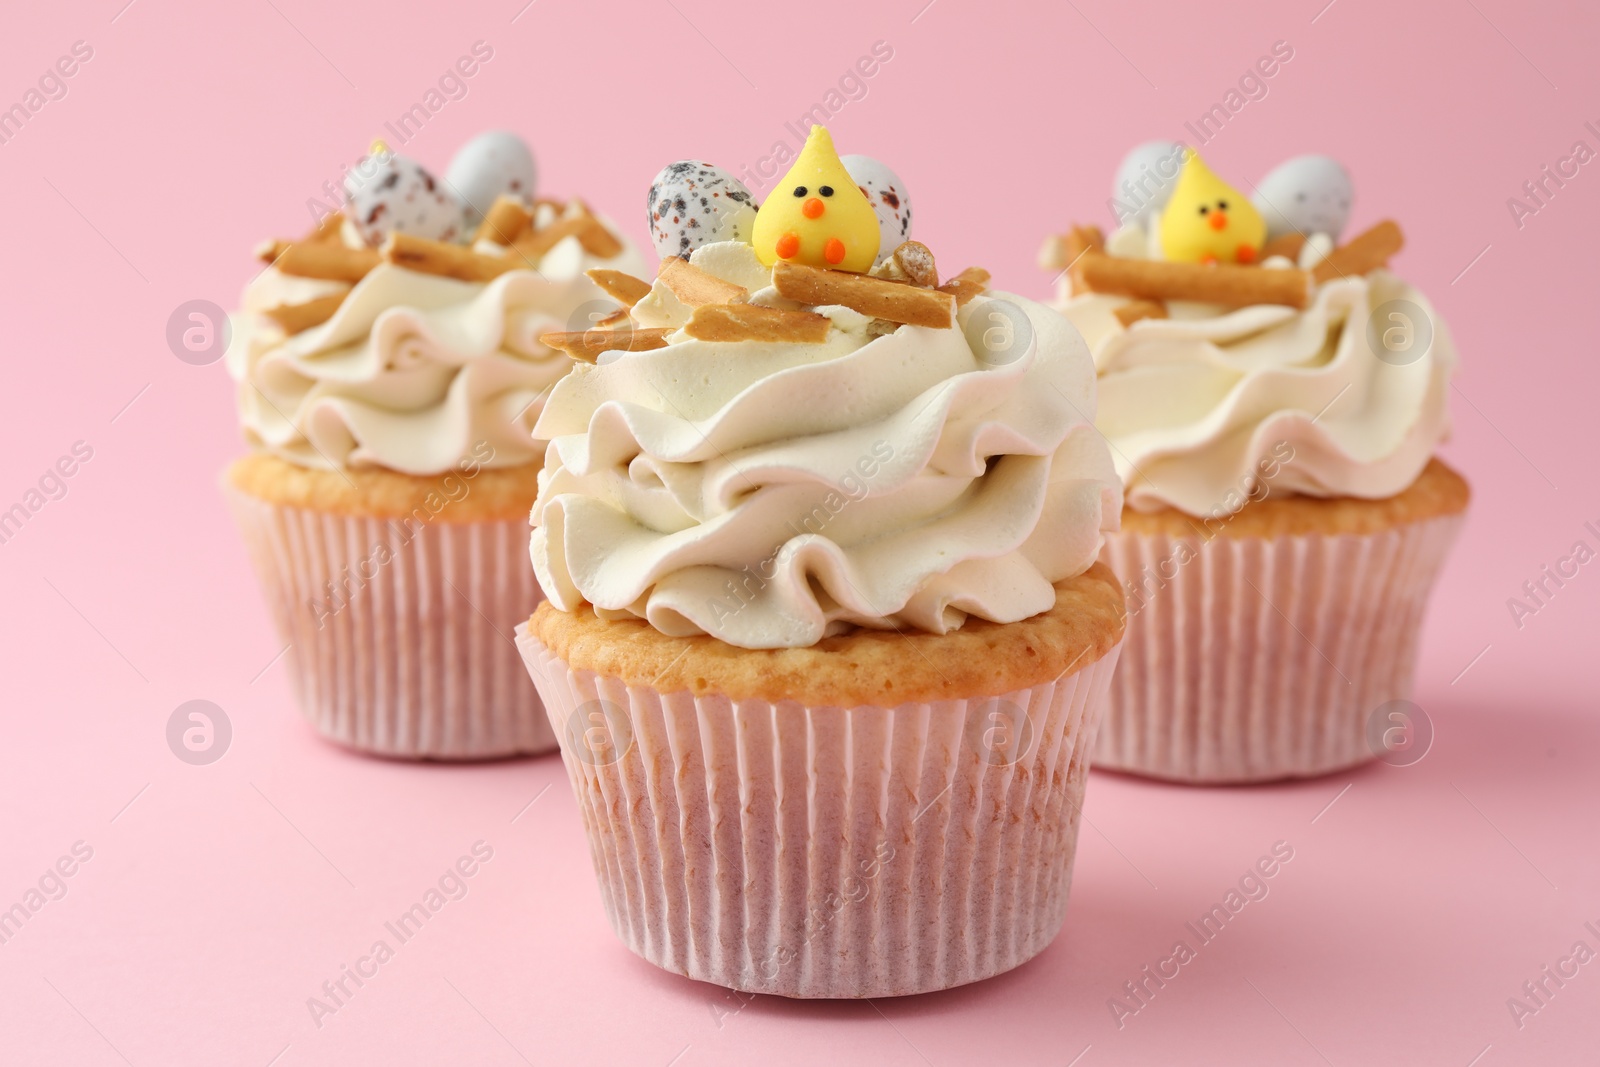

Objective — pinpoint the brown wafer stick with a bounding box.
[1067,224,1105,258]
[1312,220,1403,284]
[1113,300,1168,328]
[595,308,631,328]
[586,268,653,307]
[507,215,622,262]
[307,211,345,243]
[475,196,533,244]
[657,257,748,307]
[1259,232,1306,263]
[937,267,990,308]
[539,328,671,363]
[773,261,956,328]
[1073,251,1311,309]
[260,293,347,335]
[509,216,587,262]
[256,238,291,264]
[1039,225,1106,271]
[383,233,518,283]
[276,242,382,282]
[684,303,831,344]
[574,216,623,258]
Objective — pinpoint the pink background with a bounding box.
[3,0,1597,1063]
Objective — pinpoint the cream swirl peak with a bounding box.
[228,133,644,475]
[1046,148,1455,516]
[529,240,1121,649]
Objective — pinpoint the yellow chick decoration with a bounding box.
[1159,152,1267,265]
[752,126,880,272]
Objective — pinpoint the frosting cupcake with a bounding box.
[516,127,1125,997]
[1043,147,1468,783]
[225,132,645,760]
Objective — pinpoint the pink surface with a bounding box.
[1,0,1596,1063]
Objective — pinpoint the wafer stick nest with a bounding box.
[1039,226,1105,272]
[1073,251,1312,309]
[260,293,347,335]
[1113,300,1168,327]
[586,268,652,307]
[383,233,520,283]
[1312,220,1403,283]
[1259,232,1306,263]
[256,198,627,288]
[1046,218,1403,310]
[475,196,534,245]
[539,327,671,363]
[274,242,382,282]
[685,303,831,344]
[937,267,991,308]
[657,257,749,307]
[773,261,956,328]
[507,212,623,262]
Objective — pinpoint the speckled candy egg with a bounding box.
[1252,155,1354,242]
[840,154,911,265]
[646,161,757,259]
[446,131,538,225]
[1111,141,1186,227]
[344,151,466,246]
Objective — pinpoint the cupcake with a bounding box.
[226,131,646,760]
[516,127,1125,997]
[1043,146,1468,783]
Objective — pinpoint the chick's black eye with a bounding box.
[793,186,807,197]
[1198,205,1209,215]
[819,185,834,196]
[1218,199,1228,209]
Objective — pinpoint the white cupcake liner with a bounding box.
[1098,513,1464,783]
[516,623,1122,998]
[228,487,555,759]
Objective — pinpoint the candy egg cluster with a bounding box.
[342,132,543,247]
[1108,142,1358,249]
[646,161,758,260]
[643,130,912,276]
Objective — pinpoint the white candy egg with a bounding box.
[446,131,538,225]
[646,161,758,259]
[343,151,465,246]
[1252,155,1353,242]
[1111,141,1187,227]
[840,154,911,265]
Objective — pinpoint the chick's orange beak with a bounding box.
[1208,210,1228,231]
[802,197,825,219]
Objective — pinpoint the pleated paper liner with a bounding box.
[228,487,555,759]
[1098,512,1463,783]
[516,623,1122,999]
